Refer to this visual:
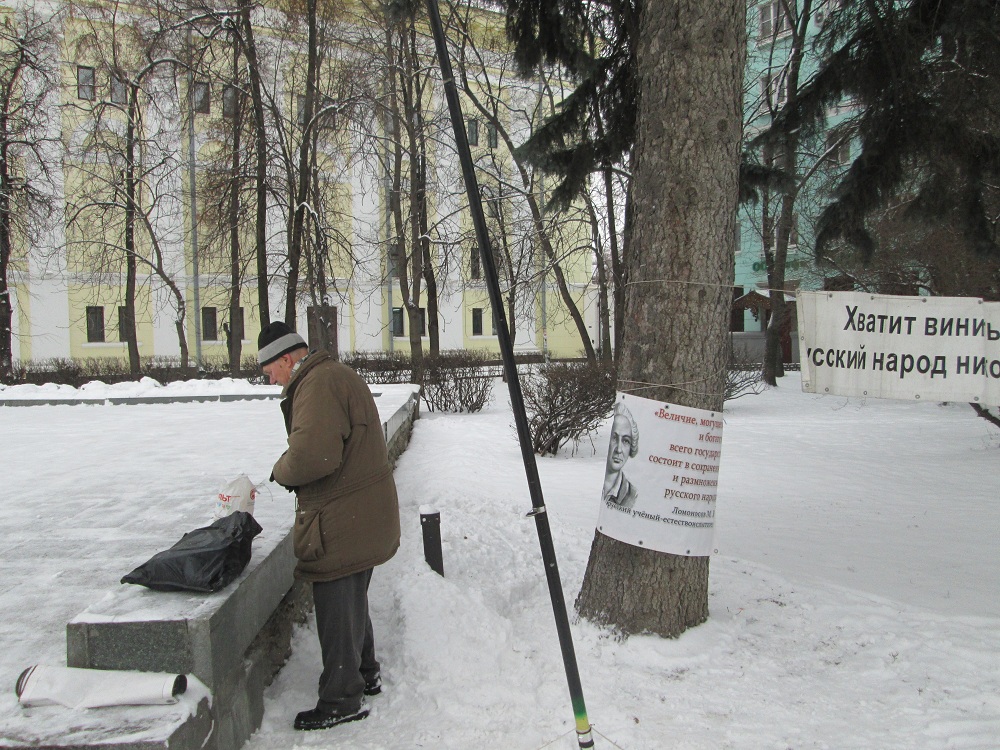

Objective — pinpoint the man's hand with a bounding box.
[269,471,297,493]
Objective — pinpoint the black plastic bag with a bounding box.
[121,511,263,593]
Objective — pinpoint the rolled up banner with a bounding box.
[15,665,187,709]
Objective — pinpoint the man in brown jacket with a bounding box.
[259,321,401,731]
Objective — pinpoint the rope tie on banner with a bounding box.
[618,366,729,399]
[624,278,802,296]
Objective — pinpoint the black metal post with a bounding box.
[421,510,444,576]
[421,3,593,747]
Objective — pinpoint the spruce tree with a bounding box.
[756,0,1000,260]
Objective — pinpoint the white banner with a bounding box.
[797,291,1000,405]
[595,393,721,557]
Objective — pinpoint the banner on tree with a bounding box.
[797,291,1000,406]
[595,392,721,557]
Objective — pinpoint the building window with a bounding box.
[391,307,404,337]
[86,306,104,342]
[202,306,218,341]
[486,122,498,149]
[388,243,406,277]
[117,306,133,342]
[470,246,481,280]
[418,308,426,336]
[824,131,851,167]
[191,81,210,114]
[77,66,95,101]
[466,118,479,147]
[730,286,745,333]
[761,72,789,110]
[110,75,128,105]
[473,308,499,336]
[758,0,791,39]
[296,94,307,127]
[222,85,239,119]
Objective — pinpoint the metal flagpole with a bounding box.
[421,2,593,747]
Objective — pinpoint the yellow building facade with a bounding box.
[7,0,601,370]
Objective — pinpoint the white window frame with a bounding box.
[761,71,790,110]
[77,66,95,101]
[191,81,210,115]
[110,75,128,105]
[758,0,792,40]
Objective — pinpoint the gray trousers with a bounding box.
[313,568,380,714]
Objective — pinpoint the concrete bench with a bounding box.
[49,385,419,750]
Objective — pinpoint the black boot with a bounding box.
[293,703,369,731]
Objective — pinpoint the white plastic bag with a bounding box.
[15,665,186,708]
[214,474,257,519]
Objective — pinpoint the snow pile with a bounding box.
[0,377,278,400]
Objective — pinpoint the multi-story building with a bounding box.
[3,0,600,371]
[734,0,853,355]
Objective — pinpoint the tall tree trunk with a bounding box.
[454,61,592,358]
[544,244,596,360]
[238,0,270,330]
[0,132,12,381]
[762,0,809,385]
[123,87,141,376]
[285,0,320,327]
[585,184,613,361]
[416,106,439,356]
[406,136,424,381]
[388,21,426,384]
[576,0,745,638]
[123,252,139,375]
[763,190,793,383]
[422,239,440,355]
[612,175,633,361]
[227,51,244,374]
[306,142,334,353]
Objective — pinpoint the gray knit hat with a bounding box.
[257,321,307,366]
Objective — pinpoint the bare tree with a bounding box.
[356,0,443,379]
[65,1,191,374]
[235,0,271,330]
[452,7,599,360]
[748,0,819,385]
[259,0,366,357]
[196,28,254,372]
[0,7,59,380]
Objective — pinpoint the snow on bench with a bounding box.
[53,385,419,750]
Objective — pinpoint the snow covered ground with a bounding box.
[1,374,998,749]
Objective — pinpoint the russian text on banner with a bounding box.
[595,393,721,557]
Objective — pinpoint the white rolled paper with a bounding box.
[15,665,187,709]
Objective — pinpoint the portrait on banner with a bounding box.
[596,393,722,557]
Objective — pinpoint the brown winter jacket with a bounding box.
[271,351,400,582]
